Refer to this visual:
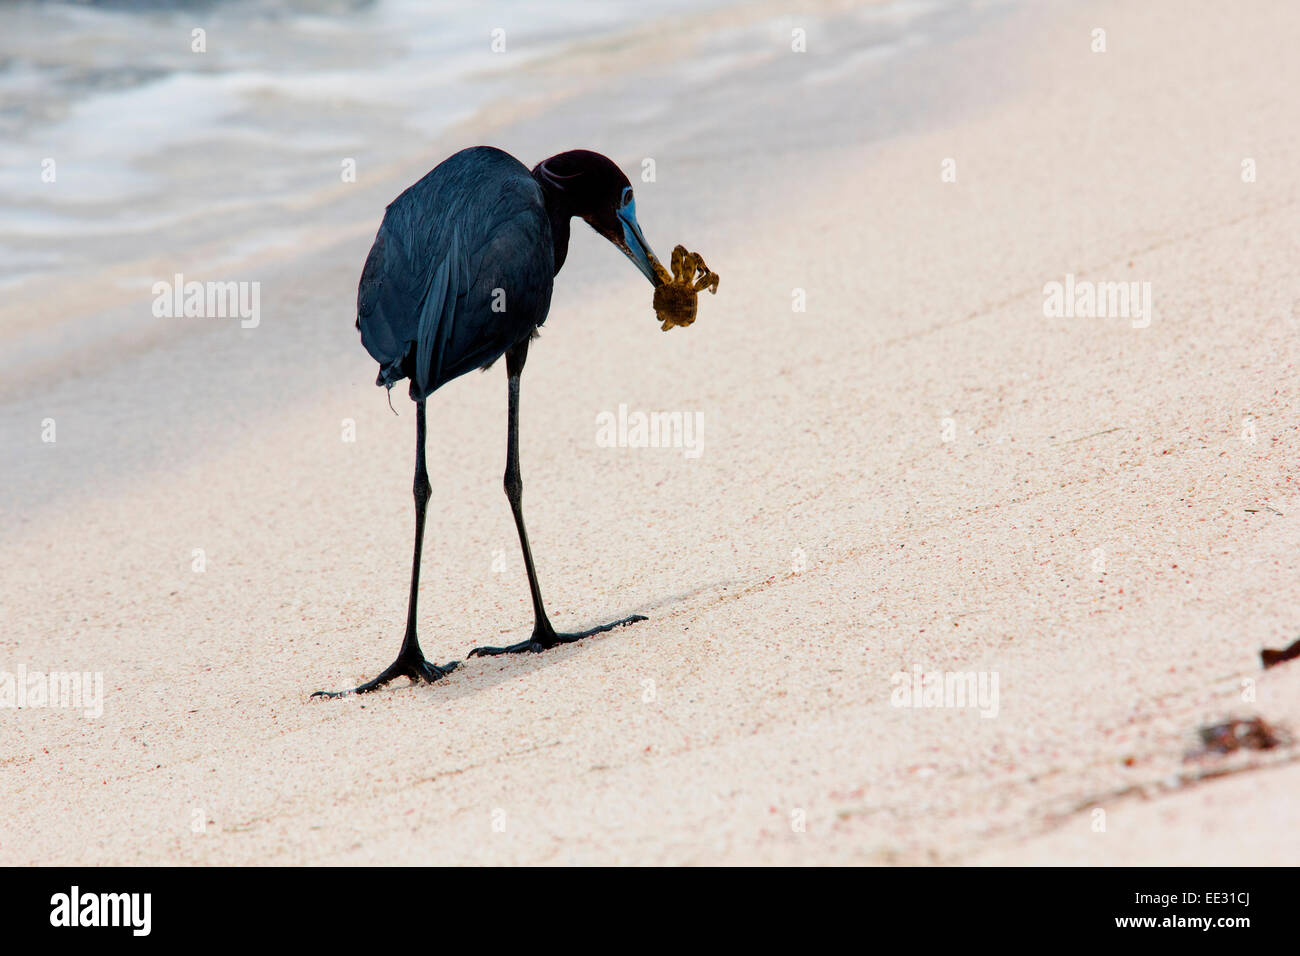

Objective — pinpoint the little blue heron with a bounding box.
[314,146,660,697]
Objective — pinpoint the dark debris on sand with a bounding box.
[1260,636,1300,669]
[1191,717,1288,758]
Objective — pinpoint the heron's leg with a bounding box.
[313,399,458,698]
[469,340,645,658]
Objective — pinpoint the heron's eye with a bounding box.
[620,186,633,208]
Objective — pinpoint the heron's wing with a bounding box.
[414,224,457,392]
[356,147,552,400]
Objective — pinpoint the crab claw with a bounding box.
[670,245,690,282]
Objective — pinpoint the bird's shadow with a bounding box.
[315,577,738,704]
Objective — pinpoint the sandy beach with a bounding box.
[2,0,1299,865]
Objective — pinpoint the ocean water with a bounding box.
[0,0,1024,292]
[0,0,747,289]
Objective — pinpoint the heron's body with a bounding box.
[315,145,667,698]
[357,146,556,399]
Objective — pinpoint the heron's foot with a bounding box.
[311,645,458,699]
[468,614,647,657]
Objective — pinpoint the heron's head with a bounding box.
[533,150,662,285]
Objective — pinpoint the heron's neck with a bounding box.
[533,174,572,276]
[547,207,571,276]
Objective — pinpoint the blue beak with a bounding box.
[616,198,661,285]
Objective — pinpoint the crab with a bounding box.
[652,244,719,330]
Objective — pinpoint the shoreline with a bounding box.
[5,0,1300,865]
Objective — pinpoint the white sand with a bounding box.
[3,0,1299,865]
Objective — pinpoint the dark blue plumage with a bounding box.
[315,145,666,698]
[356,146,554,399]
